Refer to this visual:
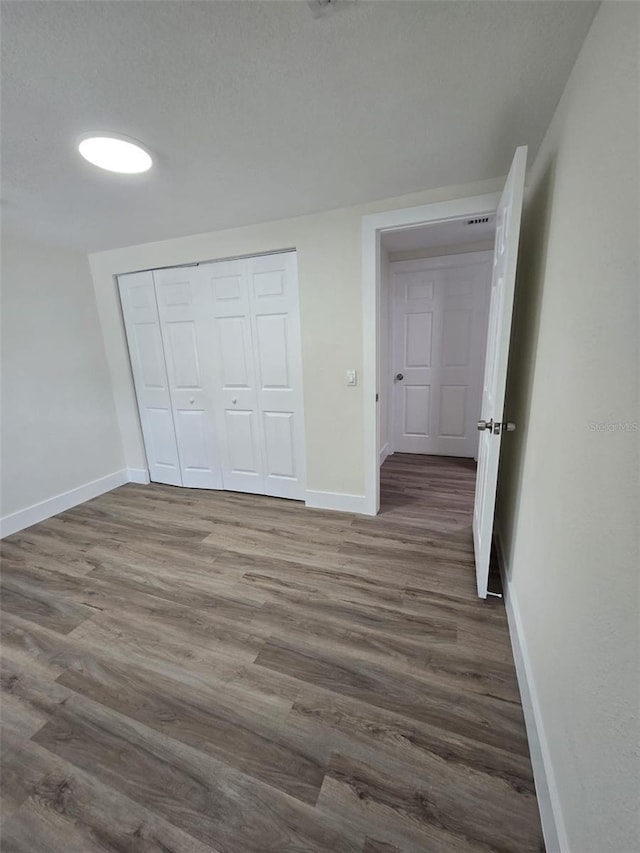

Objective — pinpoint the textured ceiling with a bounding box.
[1,0,598,252]
[382,215,496,253]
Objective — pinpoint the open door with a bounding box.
[473,146,527,598]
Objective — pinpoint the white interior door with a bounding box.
[201,258,266,495]
[117,271,182,487]
[153,267,222,490]
[247,252,306,500]
[473,145,527,598]
[391,254,492,456]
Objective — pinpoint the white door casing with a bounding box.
[390,253,492,456]
[153,266,223,490]
[473,145,528,598]
[117,271,182,487]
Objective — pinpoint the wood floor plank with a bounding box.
[17,677,362,852]
[251,601,456,672]
[0,573,94,635]
[254,637,530,756]
[55,652,325,805]
[0,566,263,669]
[85,558,262,620]
[1,734,216,853]
[0,540,96,578]
[362,838,401,853]
[286,687,537,801]
[0,454,544,852]
[318,752,543,853]
[256,588,459,644]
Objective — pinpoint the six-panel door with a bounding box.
[247,253,306,500]
[117,271,182,487]
[391,254,492,457]
[202,258,266,495]
[473,146,527,598]
[153,266,223,490]
[201,253,306,500]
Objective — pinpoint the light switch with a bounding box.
[346,369,357,386]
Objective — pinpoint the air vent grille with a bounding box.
[467,217,490,225]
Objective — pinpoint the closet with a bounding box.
[118,251,306,500]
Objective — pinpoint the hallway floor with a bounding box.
[0,453,544,852]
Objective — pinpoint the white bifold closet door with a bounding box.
[118,251,305,500]
[118,267,222,489]
[153,266,223,489]
[117,271,183,486]
[201,252,306,500]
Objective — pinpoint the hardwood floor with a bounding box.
[0,454,544,852]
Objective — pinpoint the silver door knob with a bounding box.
[396,373,404,381]
[478,419,516,434]
[232,398,238,405]
[493,421,517,435]
[189,397,195,405]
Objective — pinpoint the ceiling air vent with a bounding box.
[467,217,490,225]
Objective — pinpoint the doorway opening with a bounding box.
[361,145,527,599]
[361,191,501,518]
[379,218,496,464]
[376,217,497,590]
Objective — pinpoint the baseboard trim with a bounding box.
[378,443,390,466]
[495,528,568,853]
[0,469,130,539]
[305,489,368,514]
[127,467,151,484]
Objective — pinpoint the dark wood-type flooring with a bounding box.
[0,454,544,852]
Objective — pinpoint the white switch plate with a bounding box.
[346,369,357,386]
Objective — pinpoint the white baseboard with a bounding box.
[0,469,129,539]
[378,443,390,466]
[495,529,568,853]
[305,489,369,514]
[127,467,151,484]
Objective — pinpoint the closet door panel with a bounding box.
[248,253,306,500]
[225,410,261,476]
[147,408,182,470]
[217,316,252,388]
[255,314,290,388]
[174,409,211,472]
[263,411,296,479]
[163,321,201,388]
[153,268,222,490]
[117,271,182,487]
[202,259,266,494]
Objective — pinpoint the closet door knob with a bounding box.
[189,397,195,405]
[232,398,238,405]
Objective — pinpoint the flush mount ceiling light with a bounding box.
[78,133,152,174]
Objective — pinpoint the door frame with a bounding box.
[361,192,501,516]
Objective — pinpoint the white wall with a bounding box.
[1,235,124,524]
[89,177,502,501]
[497,4,639,852]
